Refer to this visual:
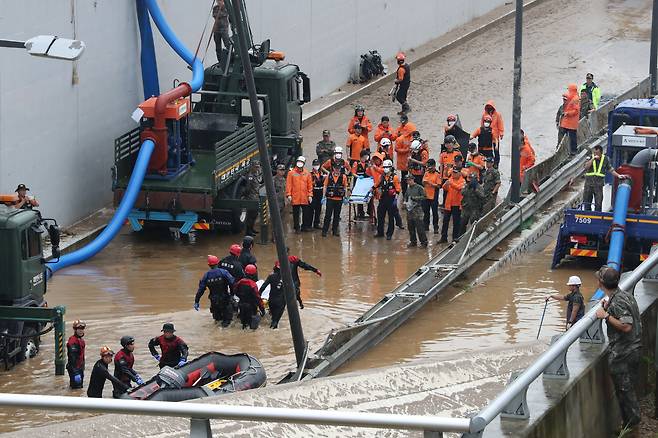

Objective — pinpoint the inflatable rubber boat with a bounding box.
[122,352,266,401]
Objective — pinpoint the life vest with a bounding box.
[326,174,346,199]
[312,171,324,193]
[585,156,606,177]
[478,127,493,150]
[66,335,85,370]
[379,174,397,197]
[409,148,425,171]
[398,63,411,86]
[354,162,368,177]
[235,278,259,306]
[114,349,135,384]
[219,255,243,279]
[157,335,184,363]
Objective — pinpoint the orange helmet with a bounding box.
[229,244,241,257]
[207,255,219,266]
[100,345,114,356]
[245,264,257,275]
[396,52,405,62]
[72,320,86,330]
[483,115,493,123]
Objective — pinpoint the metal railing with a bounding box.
[3,249,656,438]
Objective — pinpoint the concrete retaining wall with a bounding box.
[0,0,509,228]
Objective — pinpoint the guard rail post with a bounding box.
[258,192,270,245]
[53,305,66,376]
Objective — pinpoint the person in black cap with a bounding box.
[148,323,189,369]
[14,184,39,209]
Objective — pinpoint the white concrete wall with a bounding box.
[0,0,507,227]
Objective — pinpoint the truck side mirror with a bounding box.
[299,72,311,104]
[48,224,60,259]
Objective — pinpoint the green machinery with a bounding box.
[113,0,310,237]
[0,205,66,375]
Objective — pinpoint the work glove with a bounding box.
[466,161,476,167]
[315,270,322,277]
[321,197,327,205]
[308,196,313,204]
[193,302,200,311]
[152,354,160,362]
[135,376,144,385]
[177,359,187,368]
[73,374,82,385]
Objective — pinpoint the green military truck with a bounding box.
[0,205,66,374]
[113,1,310,237]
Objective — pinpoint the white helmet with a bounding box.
[411,140,421,150]
[566,276,582,286]
[383,159,393,167]
[297,156,306,163]
[380,138,391,147]
[334,146,343,154]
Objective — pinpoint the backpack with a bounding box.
[357,50,386,84]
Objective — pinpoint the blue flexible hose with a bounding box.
[48,140,155,274]
[47,0,204,275]
[136,0,160,98]
[591,182,631,300]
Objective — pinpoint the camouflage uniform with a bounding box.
[404,183,427,245]
[243,166,261,236]
[605,288,642,429]
[460,181,487,234]
[273,174,286,214]
[212,3,230,63]
[316,140,336,166]
[481,167,501,213]
[580,94,594,119]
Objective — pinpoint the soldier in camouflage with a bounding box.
[460,173,487,234]
[403,174,427,247]
[273,164,287,215]
[481,157,501,214]
[316,130,336,166]
[595,266,642,435]
[242,161,261,237]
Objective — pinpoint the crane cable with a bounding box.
[192,0,217,64]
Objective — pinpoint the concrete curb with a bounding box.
[301,0,549,128]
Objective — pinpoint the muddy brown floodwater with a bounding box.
[1,0,653,433]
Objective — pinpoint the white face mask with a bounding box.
[296,161,304,168]
[383,167,392,174]
[484,122,491,128]
[312,165,320,171]
[335,153,342,160]
[448,121,455,127]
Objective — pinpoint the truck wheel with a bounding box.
[17,326,39,362]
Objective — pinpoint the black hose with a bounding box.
[0,324,54,339]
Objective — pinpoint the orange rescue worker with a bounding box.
[394,115,416,194]
[394,114,417,139]
[439,136,462,205]
[394,52,411,115]
[471,115,495,163]
[286,156,313,232]
[322,164,349,237]
[321,146,352,176]
[465,143,485,182]
[374,116,397,145]
[378,138,394,161]
[347,105,373,147]
[374,159,401,240]
[481,100,504,168]
[408,138,429,184]
[422,158,441,234]
[439,168,466,243]
[368,152,385,189]
[561,84,581,155]
[346,124,370,165]
[519,129,536,182]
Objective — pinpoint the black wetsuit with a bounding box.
[261,269,286,329]
[87,359,128,398]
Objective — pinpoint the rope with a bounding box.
[0,324,55,340]
[193,0,217,62]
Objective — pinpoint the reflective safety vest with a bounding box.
[585,156,606,177]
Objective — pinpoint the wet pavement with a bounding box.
[1,0,654,433]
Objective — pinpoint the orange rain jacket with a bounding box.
[422,170,442,200]
[346,133,370,161]
[560,84,580,130]
[520,135,536,180]
[374,123,397,144]
[348,116,373,146]
[439,149,463,180]
[442,174,466,210]
[285,167,313,205]
[481,100,505,142]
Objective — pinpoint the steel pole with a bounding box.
[649,0,658,95]
[230,0,306,368]
[53,306,66,376]
[510,0,523,203]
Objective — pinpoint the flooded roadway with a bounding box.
[1,0,654,433]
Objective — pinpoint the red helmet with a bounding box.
[207,255,219,266]
[447,114,456,122]
[274,261,280,268]
[245,264,257,275]
[229,244,241,256]
[483,115,493,123]
[396,52,405,62]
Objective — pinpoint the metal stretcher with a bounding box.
[348,176,376,229]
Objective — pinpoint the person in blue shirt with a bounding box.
[194,255,236,327]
